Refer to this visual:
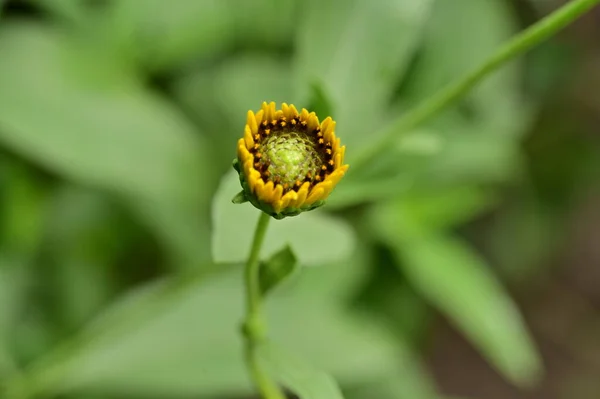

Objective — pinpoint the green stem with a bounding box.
[242,212,285,399]
[352,0,600,169]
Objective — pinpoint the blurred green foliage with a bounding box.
[0,0,597,398]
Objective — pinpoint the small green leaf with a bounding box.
[231,191,248,204]
[258,342,345,399]
[259,246,298,296]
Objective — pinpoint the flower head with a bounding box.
[233,102,349,219]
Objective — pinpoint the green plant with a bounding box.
[0,0,598,398]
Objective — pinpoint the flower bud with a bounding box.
[233,102,349,219]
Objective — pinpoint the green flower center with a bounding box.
[249,116,335,192]
[260,132,324,187]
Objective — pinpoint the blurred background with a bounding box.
[0,0,599,398]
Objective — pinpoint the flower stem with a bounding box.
[352,0,600,170]
[242,212,285,399]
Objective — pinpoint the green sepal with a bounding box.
[231,191,248,204]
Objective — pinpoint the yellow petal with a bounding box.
[267,102,276,121]
[243,158,253,177]
[272,184,284,203]
[339,144,346,164]
[294,182,310,208]
[321,117,334,142]
[325,166,347,187]
[247,111,258,134]
[288,104,299,118]
[307,112,319,130]
[261,102,269,114]
[248,169,261,193]
[332,137,341,154]
[253,175,265,197]
[299,108,310,122]
[325,120,336,143]
[244,126,254,149]
[286,195,299,209]
[259,180,275,202]
[255,109,265,125]
[305,186,325,205]
[265,181,279,203]
[280,190,297,209]
[281,103,291,119]
[270,184,284,212]
[237,139,251,161]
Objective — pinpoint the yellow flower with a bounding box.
[233,102,349,219]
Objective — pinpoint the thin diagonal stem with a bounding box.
[352,0,600,170]
[241,212,285,399]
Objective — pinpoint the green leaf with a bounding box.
[1,164,46,255]
[329,118,519,210]
[44,186,122,330]
[225,0,298,49]
[0,259,29,378]
[0,22,212,266]
[172,54,296,174]
[259,245,298,296]
[8,265,438,398]
[371,186,498,237]
[212,170,356,266]
[29,0,91,25]
[104,0,233,72]
[232,191,248,204]
[374,208,543,388]
[293,0,434,156]
[258,343,345,399]
[399,0,528,137]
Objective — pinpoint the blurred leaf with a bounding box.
[0,22,207,207]
[131,204,212,268]
[258,343,345,399]
[104,0,233,72]
[488,198,564,281]
[403,237,542,387]
[346,371,442,399]
[1,164,46,255]
[11,266,437,398]
[343,0,531,206]
[259,245,298,296]
[373,186,498,237]
[0,22,212,266]
[44,187,124,330]
[294,0,434,157]
[0,259,29,377]
[212,170,356,266]
[373,205,542,387]
[307,82,335,120]
[398,0,528,137]
[226,0,298,49]
[329,123,517,210]
[29,0,91,24]
[172,54,295,174]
